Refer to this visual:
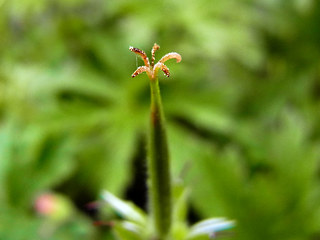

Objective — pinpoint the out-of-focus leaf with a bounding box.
[193,111,320,240]
[188,218,235,239]
[0,208,40,239]
[101,190,147,226]
[113,221,145,240]
[171,182,189,240]
[172,181,189,223]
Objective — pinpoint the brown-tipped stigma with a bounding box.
[159,52,182,64]
[151,43,160,67]
[131,66,151,78]
[130,44,181,79]
[161,65,170,77]
[129,46,150,67]
[153,62,170,78]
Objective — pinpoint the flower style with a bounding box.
[129,43,182,79]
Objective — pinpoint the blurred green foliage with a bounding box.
[1,0,320,239]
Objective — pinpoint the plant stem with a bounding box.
[148,76,172,239]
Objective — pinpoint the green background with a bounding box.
[1,0,320,239]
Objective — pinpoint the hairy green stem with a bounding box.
[148,77,172,239]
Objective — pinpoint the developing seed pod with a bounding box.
[128,43,182,238]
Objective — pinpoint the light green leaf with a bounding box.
[113,221,146,240]
[101,191,147,226]
[188,218,235,239]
